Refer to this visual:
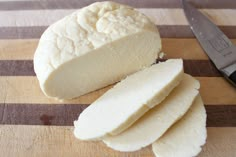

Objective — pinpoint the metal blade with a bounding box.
[182,0,236,70]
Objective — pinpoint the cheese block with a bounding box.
[74,59,183,140]
[102,74,199,151]
[152,95,207,157]
[33,1,161,99]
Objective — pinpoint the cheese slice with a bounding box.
[102,74,199,151]
[152,95,207,157]
[74,59,184,140]
[34,1,161,99]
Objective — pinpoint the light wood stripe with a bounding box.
[0,76,111,104]
[2,25,236,39]
[0,0,35,1]
[1,0,236,10]
[0,126,235,157]
[0,77,235,105]
[0,39,38,60]
[0,9,236,27]
[139,9,236,26]
[0,9,74,27]
[1,39,236,60]
[163,38,208,60]
[196,77,236,105]
[200,127,236,157]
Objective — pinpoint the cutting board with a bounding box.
[0,0,236,157]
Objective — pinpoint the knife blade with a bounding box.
[182,0,236,86]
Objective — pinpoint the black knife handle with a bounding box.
[221,63,236,87]
[228,71,236,86]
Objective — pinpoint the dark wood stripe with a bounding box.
[1,26,236,39]
[0,103,87,126]
[0,103,235,127]
[206,105,236,127]
[0,60,35,76]
[183,60,221,77]
[0,0,236,10]
[0,26,46,39]
[0,60,221,77]
[159,25,195,38]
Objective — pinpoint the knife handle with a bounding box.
[228,71,236,86]
[221,62,236,87]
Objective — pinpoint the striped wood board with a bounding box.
[0,0,236,157]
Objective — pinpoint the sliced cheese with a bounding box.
[152,95,207,157]
[34,1,161,99]
[102,74,199,152]
[74,59,184,140]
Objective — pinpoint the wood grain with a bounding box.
[0,77,235,105]
[0,103,88,126]
[196,77,236,105]
[199,128,236,157]
[0,103,235,126]
[0,76,112,105]
[1,0,236,10]
[183,60,220,77]
[159,25,236,38]
[0,0,235,157]
[1,39,236,60]
[0,39,38,60]
[0,60,221,77]
[162,38,209,60]
[205,105,236,127]
[2,26,236,39]
[0,125,235,157]
[2,9,236,27]
[140,9,236,26]
[0,60,35,76]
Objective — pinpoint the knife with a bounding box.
[182,0,236,87]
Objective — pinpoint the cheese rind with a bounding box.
[102,74,199,151]
[33,1,161,99]
[74,59,184,140]
[152,95,207,157]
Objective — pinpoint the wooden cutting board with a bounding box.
[0,0,236,157]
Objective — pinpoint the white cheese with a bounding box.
[152,95,207,157]
[158,52,166,59]
[102,74,199,151]
[74,59,183,140]
[33,1,161,99]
